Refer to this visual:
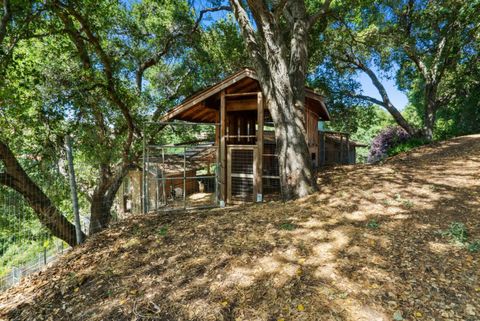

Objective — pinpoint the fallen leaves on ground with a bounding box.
[0,134,479,321]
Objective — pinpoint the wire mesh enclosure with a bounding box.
[142,123,220,212]
[0,170,81,291]
[262,142,281,200]
[227,146,256,202]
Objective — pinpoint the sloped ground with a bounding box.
[1,135,479,321]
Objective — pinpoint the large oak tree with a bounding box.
[229,0,332,199]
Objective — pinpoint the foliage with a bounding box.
[387,137,429,157]
[441,222,480,253]
[467,240,480,253]
[311,0,480,140]
[433,58,480,140]
[157,225,168,237]
[442,222,468,244]
[366,219,379,229]
[279,222,297,231]
[368,126,410,163]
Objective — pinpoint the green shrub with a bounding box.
[467,240,480,253]
[387,137,429,157]
[279,222,296,231]
[442,222,468,244]
[157,225,168,237]
[366,219,379,229]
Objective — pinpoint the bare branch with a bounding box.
[192,6,232,33]
[346,93,386,107]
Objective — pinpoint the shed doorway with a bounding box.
[227,145,258,203]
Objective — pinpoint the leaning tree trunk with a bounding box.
[0,141,84,246]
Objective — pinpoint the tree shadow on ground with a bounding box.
[1,135,479,321]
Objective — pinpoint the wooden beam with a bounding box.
[227,146,232,204]
[340,135,344,164]
[256,92,264,202]
[160,68,256,121]
[198,111,217,123]
[320,131,325,166]
[184,106,210,120]
[346,134,350,164]
[226,99,257,111]
[225,91,259,97]
[220,89,226,205]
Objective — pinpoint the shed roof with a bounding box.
[159,68,330,123]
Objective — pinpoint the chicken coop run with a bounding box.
[143,142,219,212]
[115,68,366,214]
[157,68,331,206]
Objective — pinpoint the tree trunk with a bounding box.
[88,164,127,234]
[261,69,318,199]
[0,141,84,246]
[267,87,318,200]
[229,0,321,200]
[423,83,437,141]
[89,191,112,234]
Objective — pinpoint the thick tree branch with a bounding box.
[192,6,232,32]
[229,0,266,71]
[346,93,386,107]
[0,140,85,246]
[403,44,429,81]
[136,35,174,92]
[273,0,288,20]
[341,52,417,135]
[55,3,137,160]
[135,5,232,92]
[55,8,91,68]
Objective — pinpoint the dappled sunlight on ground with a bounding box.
[0,134,479,320]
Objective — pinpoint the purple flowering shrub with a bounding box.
[368,126,410,163]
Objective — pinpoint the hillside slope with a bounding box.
[1,134,479,321]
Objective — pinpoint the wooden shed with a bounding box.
[160,68,329,204]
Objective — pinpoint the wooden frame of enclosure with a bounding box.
[160,68,330,205]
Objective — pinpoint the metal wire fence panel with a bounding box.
[144,145,219,211]
[141,122,220,212]
[262,138,281,201]
[231,149,254,174]
[0,148,99,292]
[0,180,75,291]
[227,146,256,203]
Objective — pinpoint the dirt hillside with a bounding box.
[1,134,479,321]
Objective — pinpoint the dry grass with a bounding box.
[1,134,479,321]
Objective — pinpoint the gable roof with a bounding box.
[159,68,330,122]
